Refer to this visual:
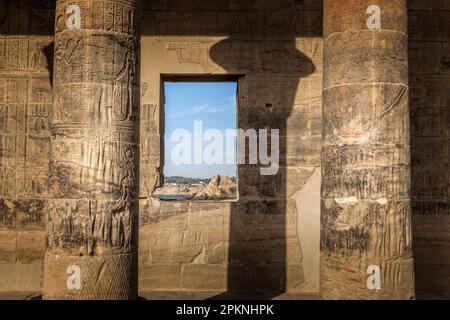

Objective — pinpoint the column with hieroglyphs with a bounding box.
[321,0,415,299]
[43,0,140,299]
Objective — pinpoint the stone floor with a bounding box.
[0,291,319,300]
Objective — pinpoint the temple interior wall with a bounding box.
[0,1,54,292]
[409,0,450,299]
[138,0,323,294]
[0,0,447,299]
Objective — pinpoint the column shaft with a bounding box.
[43,0,140,300]
[321,0,414,299]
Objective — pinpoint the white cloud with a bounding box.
[166,95,236,120]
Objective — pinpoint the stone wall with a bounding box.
[321,0,414,299]
[0,0,448,299]
[0,0,323,295]
[409,0,450,299]
[138,0,323,294]
[0,1,54,292]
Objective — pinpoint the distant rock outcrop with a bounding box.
[153,175,237,200]
[193,175,236,200]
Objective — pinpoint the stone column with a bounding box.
[321,0,414,299]
[43,0,140,300]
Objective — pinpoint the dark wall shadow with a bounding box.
[140,0,322,299]
[209,44,315,299]
[207,4,320,299]
[6,0,450,300]
[409,7,450,299]
[43,42,54,87]
[0,1,55,36]
[1,0,322,297]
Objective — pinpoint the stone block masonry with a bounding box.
[409,0,450,299]
[0,0,447,300]
[0,1,54,293]
[321,0,414,300]
[42,0,140,300]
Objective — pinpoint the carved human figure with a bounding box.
[43,0,140,300]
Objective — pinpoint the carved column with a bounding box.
[321,0,414,299]
[43,0,140,299]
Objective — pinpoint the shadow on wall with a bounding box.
[0,0,324,296]
[209,44,316,298]
[207,4,320,298]
[409,5,450,299]
[43,42,54,86]
[138,0,323,298]
[11,0,450,299]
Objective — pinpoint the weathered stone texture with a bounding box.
[1,0,448,300]
[409,1,450,299]
[0,2,54,292]
[321,0,414,300]
[42,0,140,300]
[139,198,308,292]
[138,0,323,295]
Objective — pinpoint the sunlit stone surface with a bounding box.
[321,0,414,300]
[42,0,140,300]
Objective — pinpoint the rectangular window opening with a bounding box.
[154,77,238,201]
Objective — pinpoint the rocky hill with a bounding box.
[153,175,237,200]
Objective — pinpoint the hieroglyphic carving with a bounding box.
[156,11,245,41]
[55,0,137,35]
[0,0,54,206]
[0,38,51,72]
[0,7,53,294]
[43,0,140,300]
[321,0,414,300]
[247,10,298,40]
[260,40,321,75]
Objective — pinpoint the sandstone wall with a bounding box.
[321,0,414,300]
[138,0,323,294]
[0,0,448,299]
[0,0,324,295]
[409,0,450,299]
[0,1,54,292]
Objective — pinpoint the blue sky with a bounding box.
[164,82,237,179]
